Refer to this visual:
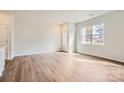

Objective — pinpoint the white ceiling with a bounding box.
[12,10,113,24]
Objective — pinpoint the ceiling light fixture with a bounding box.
[89,13,94,16]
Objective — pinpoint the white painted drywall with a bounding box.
[12,10,112,56]
[13,11,61,56]
[76,11,124,62]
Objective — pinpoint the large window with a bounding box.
[82,26,92,44]
[81,23,104,45]
[92,23,104,45]
[62,24,68,46]
[63,31,68,45]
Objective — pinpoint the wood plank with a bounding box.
[0,52,124,82]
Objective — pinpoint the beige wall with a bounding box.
[76,11,124,62]
[13,11,61,56]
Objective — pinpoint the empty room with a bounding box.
[0,10,124,82]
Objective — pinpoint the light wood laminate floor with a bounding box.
[0,52,124,82]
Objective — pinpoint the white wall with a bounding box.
[76,11,124,62]
[13,11,61,56]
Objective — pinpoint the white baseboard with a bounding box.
[77,51,124,63]
[14,50,58,57]
[6,57,14,60]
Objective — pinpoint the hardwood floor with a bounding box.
[0,52,124,82]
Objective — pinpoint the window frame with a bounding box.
[92,23,104,45]
[80,26,92,45]
[80,23,104,45]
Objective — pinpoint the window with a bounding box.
[63,31,68,45]
[92,23,104,45]
[81,23,104,45]
[62,24,68,46]
[81,26,92,44]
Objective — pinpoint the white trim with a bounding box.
[14,50,57,57]
[6,56,14,60]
